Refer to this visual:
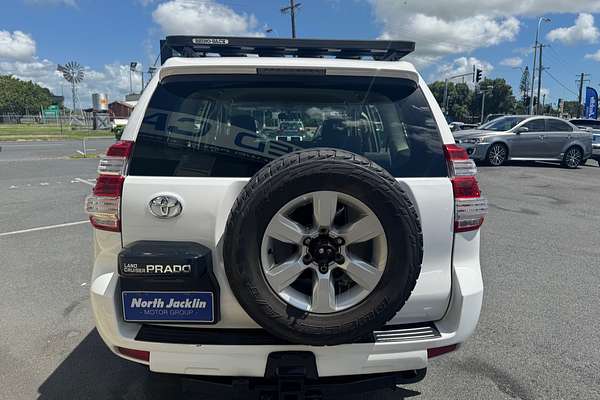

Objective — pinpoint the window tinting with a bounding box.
[547,119,573,132]
[523,119,546,132]
[128,75,447,178]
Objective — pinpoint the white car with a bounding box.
[85,36,487,396]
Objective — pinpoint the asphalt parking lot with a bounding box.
[0,140,599,399]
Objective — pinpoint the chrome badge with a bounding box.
[148,195,182,219]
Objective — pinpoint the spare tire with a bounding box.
[223,149,423,345]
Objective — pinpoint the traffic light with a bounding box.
[475,68,483,83]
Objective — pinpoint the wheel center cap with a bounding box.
[307,234,340,267]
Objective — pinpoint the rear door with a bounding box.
[544,118,574,158]
[511,119,546,158]
[121,72,455,327]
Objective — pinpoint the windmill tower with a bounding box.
[57,61,85,114]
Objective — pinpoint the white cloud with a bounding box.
[433,56,493,83]
[500,57,523,67]
[152,0,264,36]
[547,13,599,44]
[0,31,36,61]
[1,58,143,109]
[369,0,600,66]
[0,29,142,109]
[584,49,600,61]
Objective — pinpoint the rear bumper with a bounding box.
[90,243,483,378]
[592,144,600,158]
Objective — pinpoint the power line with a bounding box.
[544,70,578,97]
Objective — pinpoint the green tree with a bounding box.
[471,78,517,119]
[428,81,446,106]
[562,101,580,118]
[0,75,55,115]
[519,67,530,100]
[428,81,473,121]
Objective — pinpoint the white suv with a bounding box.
[85,36,487,395]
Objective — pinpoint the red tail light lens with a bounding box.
[106,140,135,158]
[444,144,488,233]
[85,141,133,232]
[451,176,481,198]
[93,175,125,197]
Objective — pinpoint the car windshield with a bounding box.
[479,116,526,131]
[129,74,447,178]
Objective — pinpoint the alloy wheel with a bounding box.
[488,144,507,166]
[260,191,387,314]
[565,148,582,168]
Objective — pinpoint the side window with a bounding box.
[522,119,545,132]
[547,119,573,132]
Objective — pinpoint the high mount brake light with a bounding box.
[85,141,134,232]
[444,144,488,233]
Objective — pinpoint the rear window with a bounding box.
[128,74,447,178]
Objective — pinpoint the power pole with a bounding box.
[576,73,591,118]
[281,0,301,38]
[536,44,546,115]
[542,94,546,112]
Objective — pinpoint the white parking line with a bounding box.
[73,177,95,186]
[0,220,88,237]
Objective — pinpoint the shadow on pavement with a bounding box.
[37,329,421,400]
[37,329,184,400]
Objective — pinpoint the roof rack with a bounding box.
[160,36,415,64]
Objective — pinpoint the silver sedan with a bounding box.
[453,115,593,168]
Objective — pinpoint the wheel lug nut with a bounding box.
[303,237,311,246]
[318,248,325,254]
[318,265,328,274]
[302,254,312,265]
[336,237,345,245]
[335,254,345,264]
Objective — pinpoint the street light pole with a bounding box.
[480,86,493,124]
[530,17,551,115]
[129,69,133,94]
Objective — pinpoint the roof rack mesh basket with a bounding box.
[160,36,415,64]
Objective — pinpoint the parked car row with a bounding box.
[453,115,596,168]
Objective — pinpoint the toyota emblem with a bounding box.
[148,195,182,219]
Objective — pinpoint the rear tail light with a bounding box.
[85,141,134,232]
[444,144,488,233]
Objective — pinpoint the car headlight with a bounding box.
[461,137,485,144]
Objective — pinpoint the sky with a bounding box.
[1,0,600,108]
